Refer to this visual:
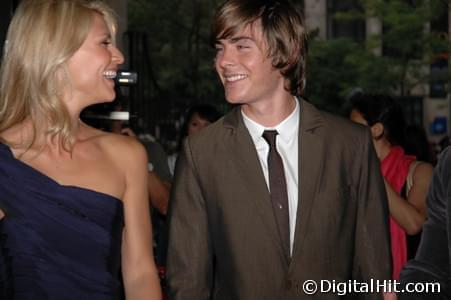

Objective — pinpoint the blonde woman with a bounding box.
[0,0,161,299]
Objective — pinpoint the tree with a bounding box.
[128,0,224,107]
[306,0,451,114]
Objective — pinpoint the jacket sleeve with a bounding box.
[398,147,451,299]
[166,138,213,300]
[353,128,392,296]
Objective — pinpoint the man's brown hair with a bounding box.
[212,0,308,96]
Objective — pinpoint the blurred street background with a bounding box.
[1,0,451,155]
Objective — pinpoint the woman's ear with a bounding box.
[370,122,385,140]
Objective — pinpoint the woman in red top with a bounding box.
[350,94,433,280]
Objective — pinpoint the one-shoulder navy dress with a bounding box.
[0,142,124,299]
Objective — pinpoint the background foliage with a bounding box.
[128,0,225,111]
[128,0,450,120]
[306,0,450,114]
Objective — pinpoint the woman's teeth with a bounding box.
[103,70,117,79]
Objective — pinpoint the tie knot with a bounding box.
[262,130,278,147]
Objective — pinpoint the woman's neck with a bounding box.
[374,138,393,161]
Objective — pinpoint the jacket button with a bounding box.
[285,279,293,290]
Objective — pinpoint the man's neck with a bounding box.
[241,95,297,127]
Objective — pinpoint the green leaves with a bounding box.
[305,0,451,114]
[128,0,450,117]
[128,0,224,106]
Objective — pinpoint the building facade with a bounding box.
[304,0,451,144]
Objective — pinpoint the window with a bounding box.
[327,0,365,42]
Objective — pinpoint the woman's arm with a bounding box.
[385,162,433,235]
[120,138,162,299]
[119,127,171,216]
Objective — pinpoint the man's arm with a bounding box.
[166,139,213,300]
[354,128,392,296]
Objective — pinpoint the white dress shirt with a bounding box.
[241,99,299,254]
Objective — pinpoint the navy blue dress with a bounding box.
[0,142,124,299]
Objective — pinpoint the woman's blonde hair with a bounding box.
[0,0,118,150]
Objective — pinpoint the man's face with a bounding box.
[214,21,286,106]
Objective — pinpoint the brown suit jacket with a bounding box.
[167,100,391,299]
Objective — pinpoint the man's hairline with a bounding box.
[214,21,269,53]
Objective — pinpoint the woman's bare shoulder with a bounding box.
[83,127,147,171]
[407,161,433,193]
[413,161,433,180]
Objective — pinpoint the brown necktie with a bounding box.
[262,130,290,258]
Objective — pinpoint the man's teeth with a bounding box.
[103,70,117,79]
[225,74,248,82]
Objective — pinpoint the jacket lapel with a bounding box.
[290,100,326,268]
[223,107,288,262]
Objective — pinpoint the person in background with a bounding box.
[167,104,221,175]
[398,147,451,299]
[0,0,161,298]
[437,135,450,156]
[350,93,433,280]
[167,0,391,299]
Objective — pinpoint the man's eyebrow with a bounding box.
[215,36,254,45]
[230,36,253,43]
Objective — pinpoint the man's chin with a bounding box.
[224,94,244,105]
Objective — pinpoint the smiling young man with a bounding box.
[167,1,392,299]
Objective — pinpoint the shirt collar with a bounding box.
[241,97,300,145]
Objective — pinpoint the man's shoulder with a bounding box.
[303,101,367,140]
[187,110,233,143]
[299,101,371,165]
[321,110,366,134]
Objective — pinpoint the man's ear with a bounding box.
[370,122,384,140]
